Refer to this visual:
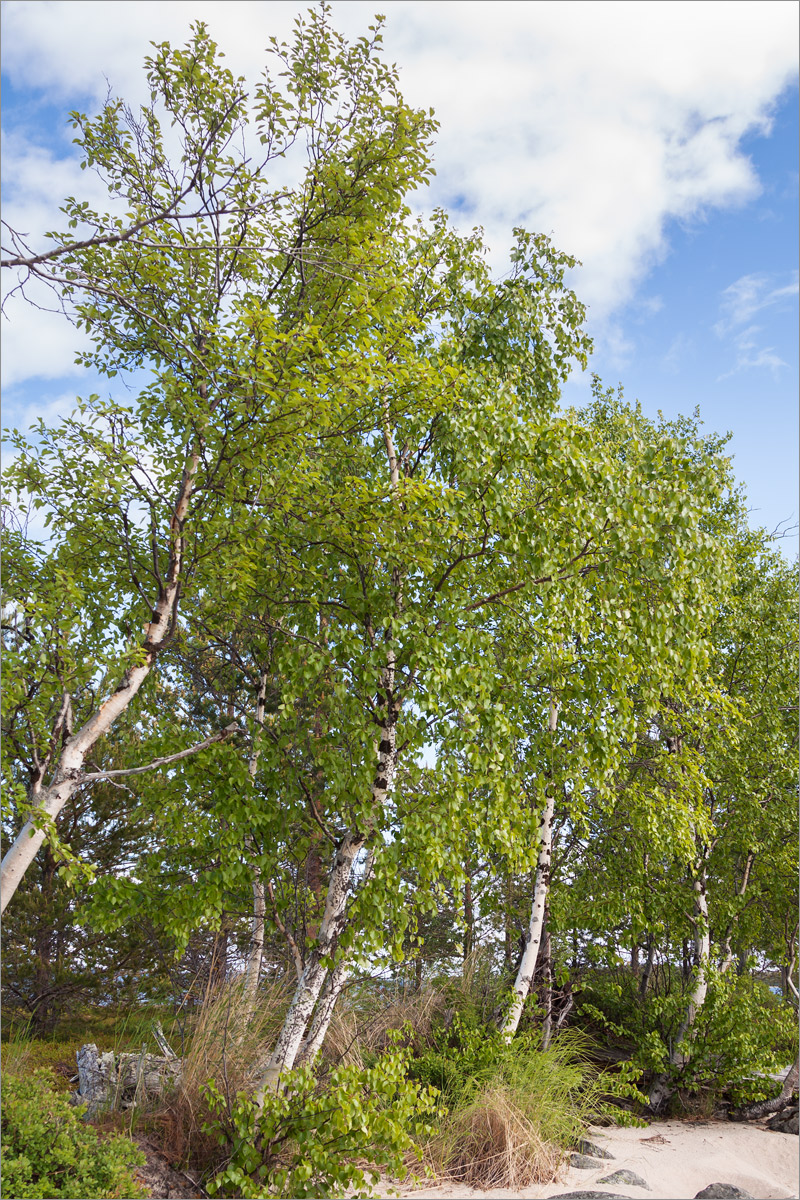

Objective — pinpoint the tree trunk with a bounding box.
[1,450,199,913]
[734,1054,799,1120]
[540,907,553,1050]
[649,863,710,1111]
[500,694,559,1041]
[464,860,474,962]
[639,934,655,1000]
[255,432,401,1097]
[293,961,350,1069]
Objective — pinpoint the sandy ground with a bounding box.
[393,1119,799,1200]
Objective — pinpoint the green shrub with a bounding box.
[202,1046,439,1199]
[407,1009,500,1104]
[578,967,798,1107]
[1,1070,147,1199]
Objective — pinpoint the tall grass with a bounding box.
[151,974,291,1171]
[422,1031,609,1190]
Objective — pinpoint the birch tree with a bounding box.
[1,10,437,911]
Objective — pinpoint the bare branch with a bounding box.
[79,722,241,782]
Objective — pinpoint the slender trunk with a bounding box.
[256,421,402,1096]
[244,670,270,1004]
[719,850,754,974]
[31,845,58,1036]
[540,906,553,1050]
[1,450,199,913]
[649,862,710,1110]
[630,941,640,977]
[464,860,474,962]
[211,919,229,988]
[294,961,350,1068]
[500,694,559,1040]
[254,831,365,1097]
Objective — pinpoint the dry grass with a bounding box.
[352,984,451,1056]
[152,973,291,1170]
[420,1031,605,1191]
[425,1084,564,1189]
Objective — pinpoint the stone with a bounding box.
[693,1187,756,1199]
[570,1153,606,1168]
[575,1138,614,1159]
[549,1193,630,1199]
[599,1168,651,1189]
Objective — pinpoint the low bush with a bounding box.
[1,1069,147,1199]
[579,967,798,1110]
[202,1046,439,1199]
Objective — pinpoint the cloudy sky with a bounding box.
[2,0,798,546]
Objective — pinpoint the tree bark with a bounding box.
[639,934,655,1000]
[734,1054,799,1121]
[254,828,366,1098]
[649,861,710,1111]
[500,694,559,1041]
[293,960,350,1068]
[1,450,199,913]
[464,860,474,962]
[540,908,553,1050]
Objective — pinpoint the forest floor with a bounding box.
[393,1118,800,1200]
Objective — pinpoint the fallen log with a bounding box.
[73,1042,182,1117]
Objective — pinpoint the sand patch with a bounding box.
[393,1118,798,1200]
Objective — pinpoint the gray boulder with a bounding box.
[599,1168,651,1189]
[693,1187,756,1199]
[575,1138,614,1160]
[766,1103,799,1134]
[570,1153,606,1169]
[549,1193,630,1199]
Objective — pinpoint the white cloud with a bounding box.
[716,323,789,381]
[712,270,798,379]
[1,0,798,388]
[714,270,800,334]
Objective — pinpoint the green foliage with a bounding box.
[579,968,797,1106]
[202,1047,439,1199]
[1,1070,147,1199]
[423,1028,639,1190]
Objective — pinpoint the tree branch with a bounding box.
[79,722,241,782]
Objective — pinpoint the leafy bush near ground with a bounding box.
[579,968,797,1107]
[1,1070,147,1199]
[202,1046,439,1199]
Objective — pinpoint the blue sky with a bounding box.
[2,0,798,549]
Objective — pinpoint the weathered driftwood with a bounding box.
[731,1057,799,1124]
[73,1041,182,1117]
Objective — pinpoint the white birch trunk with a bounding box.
[254,421,403,1097]
[294,961,351,1068]
[501,695,559,1041]
[649,862,710,1110]
[1,452,199,913]
[671,868,711,1053]
[255,650,397,1099]
[254,831,366,1098]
